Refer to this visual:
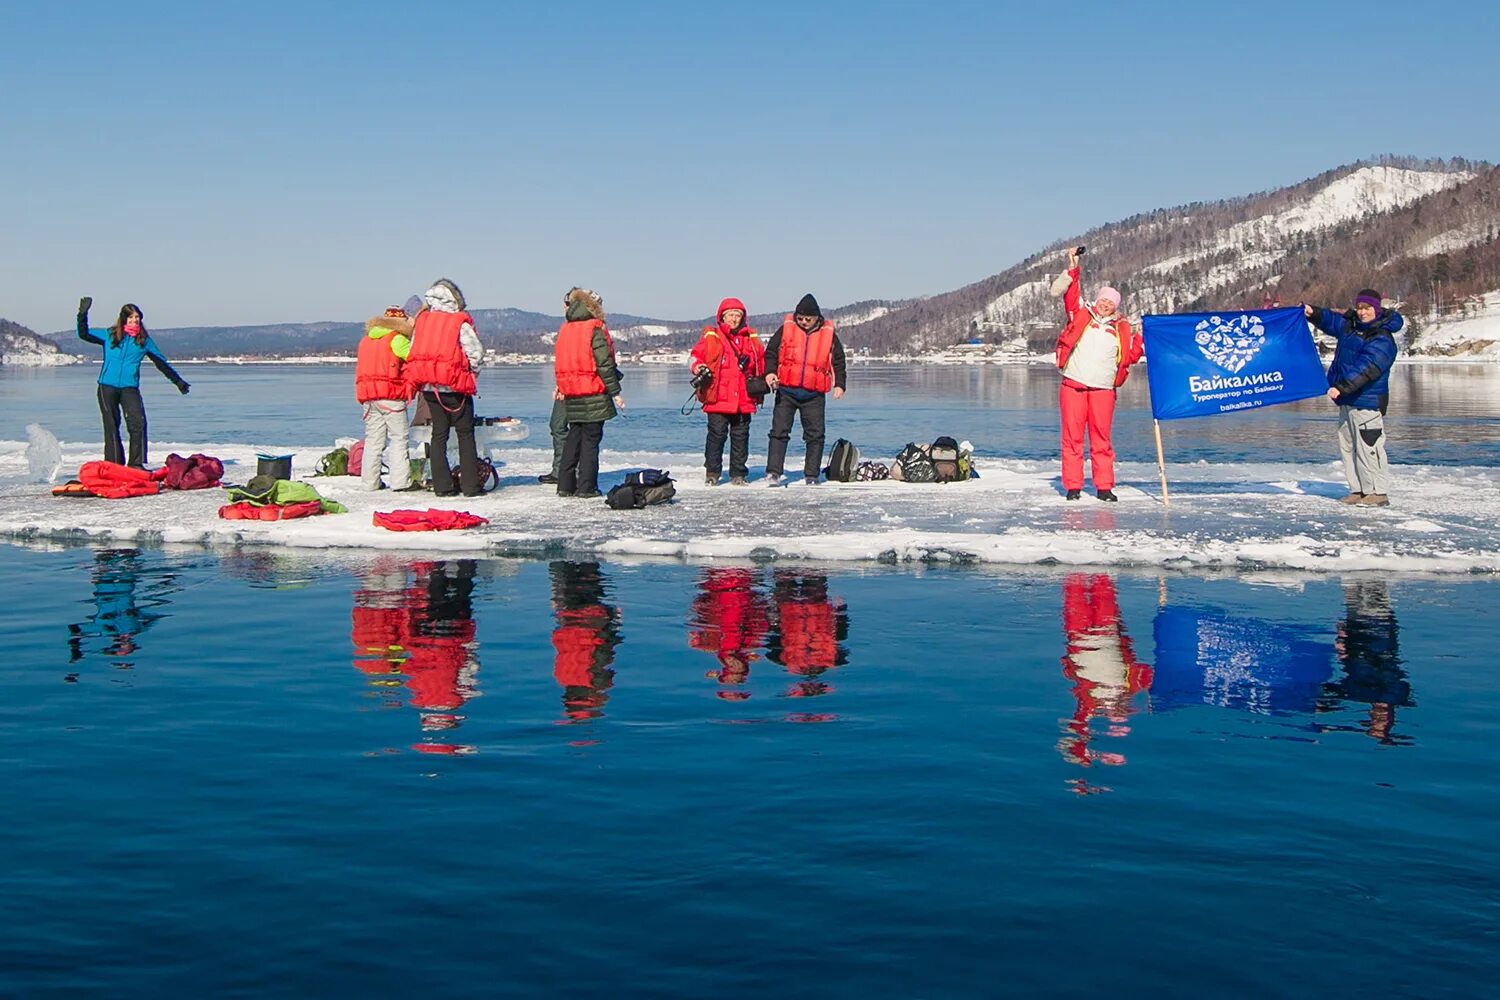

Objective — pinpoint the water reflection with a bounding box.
[1151,592,1333,716]
[350,559,480,754]
[766,570,850,714]
[1057,574,1153,788]
[1320,581,1411,745]
[689,568,769,700]
[66,548,175,673]
[549,561,623,724]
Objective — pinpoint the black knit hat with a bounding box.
[794,293,822,318]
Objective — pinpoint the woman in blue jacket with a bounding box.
[1303,290,1401,507]
[76,297,190,468]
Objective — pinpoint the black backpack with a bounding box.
[825,439,860,482]
[892,443,939,483]
[930,436,962,482]
[606,469,677,509]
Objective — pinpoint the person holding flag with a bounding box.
[1051,247,1143,501]
[1303,291,1402,507]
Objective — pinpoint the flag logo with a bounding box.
[1194,314,1266,374]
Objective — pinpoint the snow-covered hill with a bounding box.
[1,320,80,367]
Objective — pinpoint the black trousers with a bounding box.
[705,412,752,477]
[559,421,605,495]
[765,392,826,478]
[98,384,148,467]
[424,390,479,496]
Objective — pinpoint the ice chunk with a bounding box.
[24,424,63,483]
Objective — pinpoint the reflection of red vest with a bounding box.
[555,319,611,397]
[355,332,411,403]
[351,605,408,674]
[405,310,477,395]
[689,568,768,657]
[775,317,835,392]
[779,601,837,672]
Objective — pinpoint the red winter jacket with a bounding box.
[690,298,765,414]
[372,508,489,531]
[1055,266,1143,388]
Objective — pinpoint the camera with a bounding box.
[1075,245,1087,256]
[690,368,713,391]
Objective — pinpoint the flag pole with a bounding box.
[1153,419,1170,507]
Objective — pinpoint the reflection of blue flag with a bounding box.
[1142,307,1327,420]
[1152,606,1333,715]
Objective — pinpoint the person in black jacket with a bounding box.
[763,294,847,485]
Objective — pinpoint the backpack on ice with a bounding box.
[855,461,890,481]
[890,443,938,483]
[825,439,860,482]
[347,440,364,477]
[930,436,962,482]
[315,446,349,477]
[606,469,677,509]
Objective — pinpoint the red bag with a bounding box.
[348,441,365,477]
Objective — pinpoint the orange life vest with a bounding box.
[775,316,835,393]
[555,319,613,397]
[405,310,477,396]
[355,332,411,403]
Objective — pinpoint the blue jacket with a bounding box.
[77,316,186,391]
[1312,307,1401,412]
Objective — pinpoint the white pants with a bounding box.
[1338,405,1389,496]
[363,400,411,490]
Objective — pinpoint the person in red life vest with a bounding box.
[766,570,849,698]
[553,287,624,498]
[76,297,190,469]
[689,567,769,700]
[690,297,766,486]
[355,303,420,492]
[402,560,480,745]
[1057,573,1152,778]
[549,561,622,721]
[404,279,484,497]
[762,293,847,485]
[1050,247,1143,502]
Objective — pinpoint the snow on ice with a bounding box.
[2,436,1499,575]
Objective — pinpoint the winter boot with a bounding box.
[1097,489,1118,502]
[1065,489,1082,500]
[1339,493,1365,505]
[1359,494,1390,507]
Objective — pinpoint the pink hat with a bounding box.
[1095,286,1122,309]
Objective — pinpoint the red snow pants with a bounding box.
[1059,382,1117,491]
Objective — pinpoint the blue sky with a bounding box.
[4,0,1496,330]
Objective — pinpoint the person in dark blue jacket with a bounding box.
[1303,290,1401,507]
[76,298,190,468]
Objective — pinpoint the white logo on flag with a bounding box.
[1194,314,1266,374]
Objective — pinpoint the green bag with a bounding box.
[316,447,349,477]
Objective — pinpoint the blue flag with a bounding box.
[1141,307,1327,421]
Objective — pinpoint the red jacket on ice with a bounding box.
[77,461,165,498]
[1055,266,1143,388]
[690,299,765,415]
[372,508,489,531]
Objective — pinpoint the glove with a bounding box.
[176,381,191,395]
[78,296,92,316]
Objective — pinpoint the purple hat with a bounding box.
[1355,289,1382,310]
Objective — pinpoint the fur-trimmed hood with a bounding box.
[365,313,413,337]
[424,279,467,313]
[564,287,606,322]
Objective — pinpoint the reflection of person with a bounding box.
[1303,292,1402,507]
[355,304,418,492]
[76,297,190,468]
[550,561,623,720]
[766,570,849,698]
[1326,580,1411,744]
[763,294,847,486]
[404,561,481,740]
[691,298,766,486]
[689,567,769,699]
[350,557,413,681]
[67,548,169,668]
[1057,573,1152,770]
[554,288,624,499]
[404,279,483,497]
[1050,247,1143,502]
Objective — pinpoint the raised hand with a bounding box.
[78,296,92,315]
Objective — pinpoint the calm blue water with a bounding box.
[2,543,1498,996]
[5,361,1500,466]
